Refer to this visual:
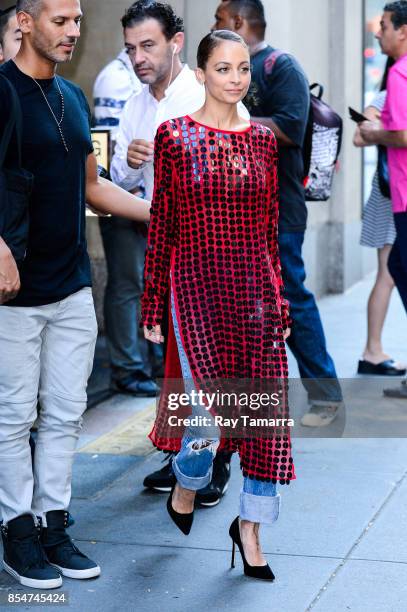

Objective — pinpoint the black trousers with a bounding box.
[388,211,407,313]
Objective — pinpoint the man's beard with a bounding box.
[32,31,75,64]
[135,49,174,86]
[135,68,156,84]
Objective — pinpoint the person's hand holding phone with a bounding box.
[359,120,382,144]
[349,107,369,124]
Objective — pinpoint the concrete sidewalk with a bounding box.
[1,274,407,612]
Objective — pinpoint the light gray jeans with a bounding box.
[0,288,98,525]
[170,286,281,524]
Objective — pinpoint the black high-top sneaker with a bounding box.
[143,451,176,492]
[41,511,101,580]
[196,451,232,507]
[1,514,62,589]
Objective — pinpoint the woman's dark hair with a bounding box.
[380,56,396,90]
[0,6,16,45]
[197,30,249,70]
[121,1,184,40]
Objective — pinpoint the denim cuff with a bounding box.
[172,457,213,491]
[239,490,281,524]
[310,399,343,407]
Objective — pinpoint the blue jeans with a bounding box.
[99,217,162,381]
[170,288,280,524]
[279,231,342,404]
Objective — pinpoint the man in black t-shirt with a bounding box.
[214,0,343,424]
[0,0,150,590]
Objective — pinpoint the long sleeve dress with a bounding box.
[141,116,295,485]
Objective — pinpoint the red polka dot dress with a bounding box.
[141,116,295,485]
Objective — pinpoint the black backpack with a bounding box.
[265,51,343,202]
[0,73,33,264]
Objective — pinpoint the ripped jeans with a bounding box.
[170,288,280,524]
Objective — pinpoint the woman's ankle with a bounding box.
[172,483,195,513]
[239,519,267,566]
[363,347,388,363]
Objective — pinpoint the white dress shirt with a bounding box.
[110,64,249,198]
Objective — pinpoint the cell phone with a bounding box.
[349,107,369,124]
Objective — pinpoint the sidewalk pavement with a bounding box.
[1,274,407,612]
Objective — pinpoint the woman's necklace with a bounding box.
[31,75,69,153]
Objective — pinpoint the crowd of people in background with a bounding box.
[0,0,407,593]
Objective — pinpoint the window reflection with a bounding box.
[363,0,387,201]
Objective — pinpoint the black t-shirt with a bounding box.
[0,60,93,306]
[245,46,310,232]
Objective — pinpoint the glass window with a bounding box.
[363,0,387,202]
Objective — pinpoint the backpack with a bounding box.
[265,50,343,202]
[0,73,33,264]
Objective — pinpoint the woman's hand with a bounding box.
[283,328,291,341]
[144,324,165,344]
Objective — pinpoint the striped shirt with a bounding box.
[93,49,141,138]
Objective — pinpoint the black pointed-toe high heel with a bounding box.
[166,484,194,535]
[229,516,275,581]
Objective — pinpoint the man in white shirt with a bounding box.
[95,5,160,399]
[111,5,205,198]
[111,1,248,506]
[109,1,206,400]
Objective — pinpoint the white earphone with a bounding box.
[167,43,178,90]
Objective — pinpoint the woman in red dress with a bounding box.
[141,30,294,581]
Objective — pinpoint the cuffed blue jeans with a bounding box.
[170,287,280,524]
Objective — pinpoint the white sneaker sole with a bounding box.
[3,561,62,589]
[198,482,229,507]
[151,486,173,492]
[198,499,221,507]
[50,563,101,579]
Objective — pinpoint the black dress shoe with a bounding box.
[113,374,158,397]
[196,452,231,507]
[143,452,176,492]
[229,516,275,581]
[166,485,194,535]
[358,359,406,376]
